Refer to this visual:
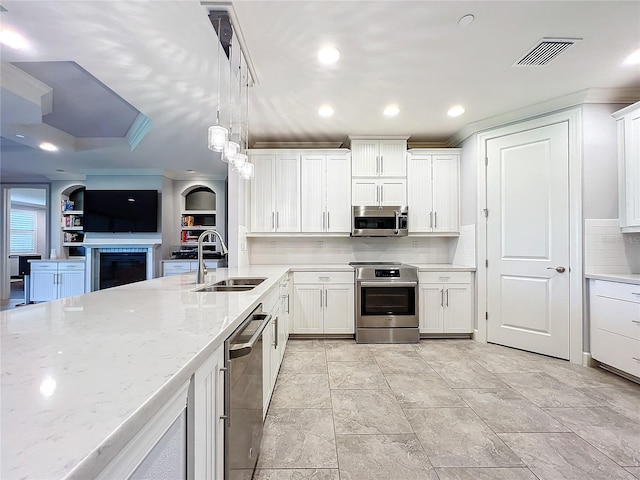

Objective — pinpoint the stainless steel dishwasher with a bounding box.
[224,304,271,480]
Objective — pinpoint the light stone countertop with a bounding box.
[0,265,288,480]
[585,273,640,286]
[28,258,86,263]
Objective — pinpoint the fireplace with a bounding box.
[99,252,146,289]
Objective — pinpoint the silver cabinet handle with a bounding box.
[632,320,640,325]
[271,212,275,229]
[322,211,326,230]
[380,156,384,174]
[376,186,379,204]
[430,212,433,229]
[445,288,449,307]
[632,292,640,296]
[440,289,444,307]
[376,155,379,175]
[380,185,384,203]
[633,357,640,362]
[220,366,229,421]
[320,289,323,309]
[327,212,330,230]
[546,266,566,273]
[276,212,280,229]
[434,211,437,229]
[325,288,328,307]
[273,316,278,349]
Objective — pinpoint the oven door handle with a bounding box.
[357,281,418,288]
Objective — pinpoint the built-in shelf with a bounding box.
[179,186,218,254]
[61,186,86,257]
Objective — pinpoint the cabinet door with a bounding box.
[432,155,460,233]
[351,140,379,176]
[324,284,355,333]
[31,271,57,302]
[58,270,85,298]
[163,261,192,276]
[379,179,407,206]
[293,284,324,334]
[262,317,274,413]
[301,155,325,232]
[408,155,434,232]
[352,179,380,207]
[325,155,351,232]
[274,155,301,232]
[191,347,225,480]
[379,140,406,177]
[621,110,640,228]
[270,305,281,387]
[250,155,275,233]
[443,284,472,333]
[419,284,444,333]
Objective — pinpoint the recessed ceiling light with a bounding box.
[458,14,475,26]
[0,28,29,50]
[317,46,340,64]
[623,48,640,66]
[447,105,466,117]
[383,105,400,117]
[15,134,25,138]
[318,104,334,117]
[39,142,58,151]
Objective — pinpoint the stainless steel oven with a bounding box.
[351,262,419,343]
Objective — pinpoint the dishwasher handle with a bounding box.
[229,313,272,359]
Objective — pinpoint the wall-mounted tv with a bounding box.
[83,190,159,233]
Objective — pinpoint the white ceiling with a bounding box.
[1,1,639,183]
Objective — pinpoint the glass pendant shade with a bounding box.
[231,152,247,172]
[223,140,240,163]
[240,161,254,180]
[208,125,228,152]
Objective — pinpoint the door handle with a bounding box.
[320,289,323,308]
[441,289,444,307]
[430,211,433,229]
[325,288,328,307]
[380,185,384,203]
[220,366,229,421]
[322,211,326,230]
[376,156,379,175]
[380,156,384,174]
[376,186,379,204]
[273,316,278,349]
[327,212,330,230]
[271,212,275,229]
[434,211,437,229]
[276,212,280,229]
[547,266,566,273]
[445,289,449,307]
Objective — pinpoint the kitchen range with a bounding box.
[350,262,419,343]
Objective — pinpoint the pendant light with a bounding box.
[207,16,228,153]
[232,56,251,177]
[223,38,240,163]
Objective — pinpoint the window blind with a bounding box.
[10,209,37,253]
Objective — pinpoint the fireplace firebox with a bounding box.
[99,252,146,290]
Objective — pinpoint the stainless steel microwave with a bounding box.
[351,206,409,237]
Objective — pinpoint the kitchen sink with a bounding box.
[213,277,266,287]
[193,285,255,293]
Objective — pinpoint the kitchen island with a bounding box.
[0,266,288,480]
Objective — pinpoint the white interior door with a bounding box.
[486,122,570,359]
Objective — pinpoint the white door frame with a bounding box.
[474,108,584,365]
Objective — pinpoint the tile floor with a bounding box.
[255,339,640,480]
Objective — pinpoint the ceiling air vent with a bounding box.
[514,37,581,66]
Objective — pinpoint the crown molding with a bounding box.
[448,87,640,146]
[0,62,53,113]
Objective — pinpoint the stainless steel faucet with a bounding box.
[195,229,228,285]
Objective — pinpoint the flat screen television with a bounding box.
[83,190,159,233]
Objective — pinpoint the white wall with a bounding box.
[459,134,478,226]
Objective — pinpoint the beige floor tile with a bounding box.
[626,467,640,479]
[534,358,637,389]
[498,372,599,407]
[331,389,412,434]
[279,351,327,374]
[257,408,337,469]
[499,432,635,479]
[427,359,508,388]
[270,373,331,408]
[578,386,640,423]
[327,361,387,389]
[253,469,339,480]
[434,467,539,479]
[405,407,524,467]
[336,434,438,480]
[372,348,435,374]
[386,373,466,408]
[458,388,570,433]
[544,406,640,466]
[324,341,374,362]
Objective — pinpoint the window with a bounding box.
[10,209,37,254]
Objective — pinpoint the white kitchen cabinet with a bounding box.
[352,178,407,207]
[249,153,301,233]
[301,152,351,233]
[30,260,85,302]
[419,271,473,334]
[162,260,219,277]
[612,102,640,232]
[263,281,288,413]
[350,137,408,177]
[408,150,460,233]
[589,279,640,378]
[292,272,354,334]
[96,382,190,480]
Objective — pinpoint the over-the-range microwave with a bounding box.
[351,206,409,237]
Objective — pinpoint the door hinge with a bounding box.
[485,259,488,268]
[485,312,488,320]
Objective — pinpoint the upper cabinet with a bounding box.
[613,102,640,232]
[350,137,408,177]
[408,149,460,234]
[249,152,301,233]
[301,153,351,233]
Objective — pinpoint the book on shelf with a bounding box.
[61,199,75,211]
[181,215,195,227]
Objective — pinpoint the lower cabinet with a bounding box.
[96,381,190,480]
[419,271,473,334]
[292,272,354,334]
[263,281,288,414]
[162,260,219,277]
[30,260,85,302]
[589,279,640,378]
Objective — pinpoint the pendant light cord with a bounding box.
[216,16,222,126]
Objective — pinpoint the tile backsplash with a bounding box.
[584,219,640,274]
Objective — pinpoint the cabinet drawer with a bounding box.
[294,271,354,284]
[58,262,85,271]
[29,262,58,271]
[591,328,640,378]
[419,271,471,284]
[163,262,193,273]
[592,280,640,303]
[591,294,640,340]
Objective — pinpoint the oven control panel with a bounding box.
[375,269,400,278]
